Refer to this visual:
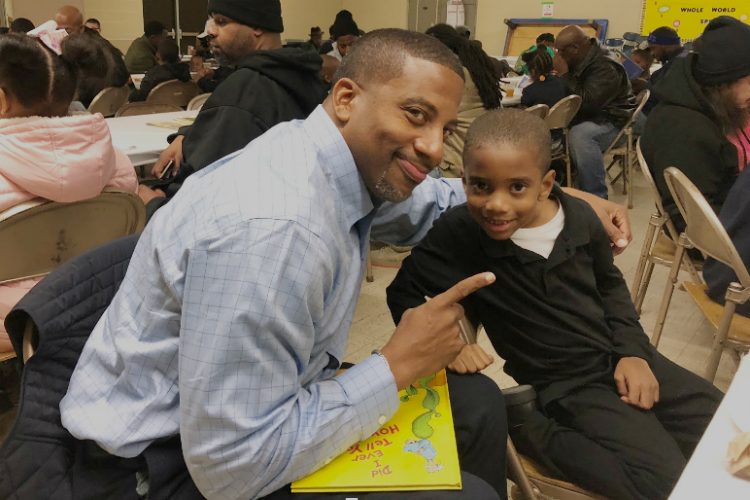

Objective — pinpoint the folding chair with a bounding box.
[630,139,703,314]
[525,104,549,119]
[147,79,201,108]
[87,85,130,118]
[0,188,145,361]
[651,167,750,382]
[187,92,212,111]
[604,90,650,209]
[545,95,582,188]
[114,102,183,117]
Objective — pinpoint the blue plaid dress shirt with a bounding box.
[60,105,466,500]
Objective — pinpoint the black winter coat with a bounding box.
[641,54,739,233]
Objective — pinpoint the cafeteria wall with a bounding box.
[475,0,644,56]
[342,0,408,32]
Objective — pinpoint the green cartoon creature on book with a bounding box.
[401,374,444,473]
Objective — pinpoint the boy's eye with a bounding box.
[470,180,489,192]
[510,182,528,193]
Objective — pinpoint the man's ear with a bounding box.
[330,77,359,125]
[0,89,12,117]
[538,168,556,200]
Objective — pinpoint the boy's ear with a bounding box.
[0,89,11,117]
[538,168,556,201]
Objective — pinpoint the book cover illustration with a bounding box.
[612,50,645,80]
[292,370,462,493]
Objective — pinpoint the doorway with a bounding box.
[143,0,208,53]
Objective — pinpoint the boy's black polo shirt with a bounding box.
[387,185,653,407]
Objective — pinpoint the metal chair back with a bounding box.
[525,104,549,119]
[637,139,680,239]
[88,85,130,118]
[147,79,201,108]
[115,102,183,118]
[604,89,650,153]
[664,167,750,288]
[187,93,211,111]
[0,188,145,284]
[545,94,582,130]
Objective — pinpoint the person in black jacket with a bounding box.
[641,16,750,234]
[553,25,636,199]
[141,0,328,217]
[520,46,568,109]
[129,39,191,102]
[386,109,722,500]
[642,27,689,115]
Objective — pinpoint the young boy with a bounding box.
[129,38,191,102]
[386,109,722,500]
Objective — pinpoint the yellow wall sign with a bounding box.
[642,1,750,41]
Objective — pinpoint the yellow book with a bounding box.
[291,370,461,493]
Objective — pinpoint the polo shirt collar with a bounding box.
[302,105,375,230]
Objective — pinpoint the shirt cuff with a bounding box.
[334,354,400,442]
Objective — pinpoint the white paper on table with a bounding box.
[112,141,137,152]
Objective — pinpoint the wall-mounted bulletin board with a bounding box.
[503,19,609,56]
[641,1,750,41]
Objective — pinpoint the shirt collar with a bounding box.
[302,105,375,230]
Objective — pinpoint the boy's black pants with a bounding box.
[518,349,723,500]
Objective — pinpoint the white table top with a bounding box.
[669,355,750,499]
[106,110,199,167]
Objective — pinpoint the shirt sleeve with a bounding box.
[586,208,653,363]
[177,219,399,500]
[370,177,467,247]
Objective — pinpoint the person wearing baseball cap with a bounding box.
[642,26,689,114]
[140,0,329,218]
[642,16,750,234]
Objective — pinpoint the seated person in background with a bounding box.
[387,108,723,500]
[520,46,568,109]
[327,11,360,62]
[554,25,636,199]
[514,33,555,74]
[643,27,689,114]
[319,54,339,90]
[641,16,750,234]
[190,53,206,73]
[0,33,138,354]
[142,0,328,218]
[196,64,234,93]
[124,20,168,74]
[629,48,654,94]
[85,18,101,33]
[302,26,323,52]
[130,39,191,102]
[318,23,335,54]
[9,17,34,34]
[426,24,502,178]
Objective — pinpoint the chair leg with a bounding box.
[684,256,704,285]
[626,133,634,208]
[652,235,688,348]
[506,436,540,500]
[631,216,659,305]
[635,262,655,314]
[705,299,736,382]
[564,128,572,188]
[366,250,374,282]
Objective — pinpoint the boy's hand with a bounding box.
[152,136,184,178]
[381,273,496,391]
[448,344,494,374]
[614,357,660,410]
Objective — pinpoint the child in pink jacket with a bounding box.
[0,33,138,354]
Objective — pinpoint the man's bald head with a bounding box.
[55,5,84,34]
[319,55,340,84]
[554,25,591,70]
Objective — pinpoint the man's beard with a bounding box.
[373,169,410,203]
[704,84,750,134]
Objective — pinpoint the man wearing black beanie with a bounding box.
[140,0,329,217]
[642,15,750,234]
[326,10,361,61]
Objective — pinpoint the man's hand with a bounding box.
[152,136,184,178]
[197,67,215,80]
[614,357,659,410]
[562,188,632,255]
[381,273,496,390]
[138,185,166,205]
[553,54,569,75]
[448,344,494,374]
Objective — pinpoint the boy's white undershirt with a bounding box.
[510,200,565,259]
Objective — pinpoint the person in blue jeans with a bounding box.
[553,25,637,198]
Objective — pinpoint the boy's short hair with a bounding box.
[158,39,180,64]
[463,108,552,174]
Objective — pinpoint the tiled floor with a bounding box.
[0,162,739,451]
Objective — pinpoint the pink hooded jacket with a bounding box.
[0,113,138,352]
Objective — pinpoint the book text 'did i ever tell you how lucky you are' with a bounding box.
[292,370,461,493]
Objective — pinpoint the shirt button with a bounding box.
[324,457,332,465]
[378,415,387,426]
